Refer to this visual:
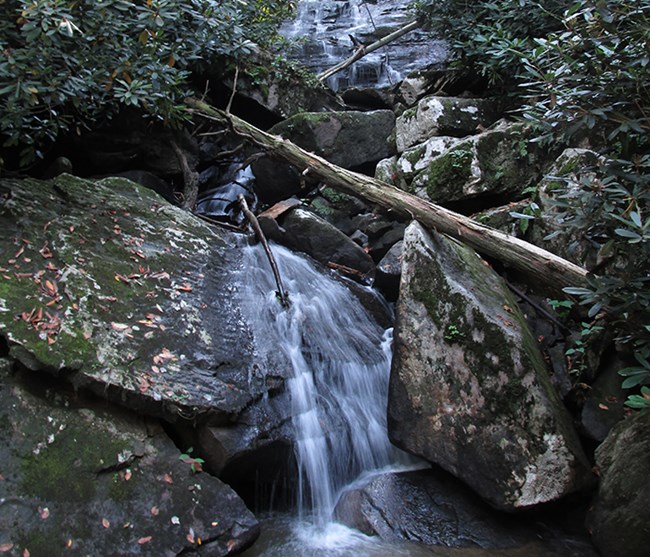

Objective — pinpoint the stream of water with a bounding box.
[235,243,593,556]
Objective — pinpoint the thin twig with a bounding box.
[226,65,239,114]
[238,194,290,308]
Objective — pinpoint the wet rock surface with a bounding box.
[334,469,597,555]
[0,359,259,557]
[0,175,289,425]
[588,411,650,557]
[388,222,592,510]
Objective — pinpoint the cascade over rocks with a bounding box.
[388,222,592,510]
[0,359,259,556]
[588,412,650,557]
[259,205,376,283]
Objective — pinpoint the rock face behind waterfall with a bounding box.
[388,222,592,510]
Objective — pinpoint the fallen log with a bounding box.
[318,20,420,83]
[186,98,590,292]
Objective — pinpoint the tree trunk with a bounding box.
[186,99,590,292]
[318,20,420,83]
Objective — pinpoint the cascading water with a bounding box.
[238,241,408,528]
[280,0,447,91]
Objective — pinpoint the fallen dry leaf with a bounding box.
[102,518,110,529]
[137,536,152,545]
[38,506,50,519]
[227,539,237,551]
[23,549,30,557]
[175,283,193,292]
[163,473,173,484]
[0,543,13,553]
[124,469,132,481]
[150,506,159,516]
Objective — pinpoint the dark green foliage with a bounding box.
[411,0,570,91]
[0,0,295,169]
[415,1,650,409]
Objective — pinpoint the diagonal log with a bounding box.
[317,20,421,83]
[186,98,590,293]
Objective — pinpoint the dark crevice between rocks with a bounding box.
[444,191,517,216]
[0,334,8,358]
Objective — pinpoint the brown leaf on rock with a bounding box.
[102,518,110,529]
[0,543,13,552]
[150,506,159,516]
[137,536,152,545]
[163,472,173,484]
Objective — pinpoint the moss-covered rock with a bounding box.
[268,110,396,169]
[395,96,499,152]
[405,122,548,204]
[0,174,291,428]
[0,361,258,556]
[388,222,592,510]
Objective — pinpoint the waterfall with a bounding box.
[238,242,406,525]
[280,0,447,91]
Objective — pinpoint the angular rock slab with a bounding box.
[388,222,591,510]
[269,110,396,169]
[395,96,498,152]
[588,411,650,557]
[0,175,288,424]
[334,469,536,548]
[0,360,259,556]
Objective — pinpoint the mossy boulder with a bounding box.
[388,222,592,510]
[268,110,396,169]
[0,175,281,421]
[395,96,499,152]
[0,174,296,469]
[374,135,460,190]
[0,360,258,556]
[588,411,650,557]
[407,122,547,204]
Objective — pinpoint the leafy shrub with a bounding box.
[0,0,295,169]
[415,0,650,409]
[411,0,570,90]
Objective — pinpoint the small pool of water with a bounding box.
[238,514,587,557]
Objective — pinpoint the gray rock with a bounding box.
[408,121,547,204]
[588,412,650,557]
[0,360,259,556]
[262,207,376,283]
[388,222,592,510]
[334,469,596,553]
[395,96,498,152]
[0,174,297,479]
[269,110,396,169]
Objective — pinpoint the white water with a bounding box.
[280,0,447,90]
[239,242,410,527]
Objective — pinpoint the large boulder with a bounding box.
[406,122,548,204]
[0,359,259,556]
[0,174,298,482]
[268,110,396,169]
[394,95,499,152]
[334,469,535,548]
[334,469,597,555]
[259,206,376,283]
[588,412,650,557]
[388,222,592,510]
